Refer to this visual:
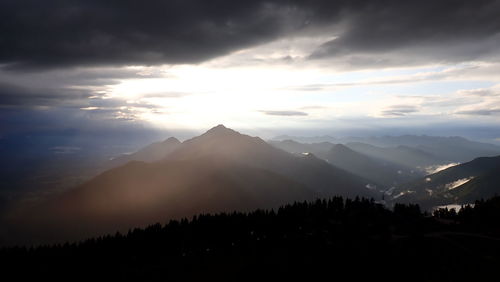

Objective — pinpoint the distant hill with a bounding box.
[391,155,500,208]
[273,134,500,163]
[269,140,423,188]
[345,142,441,168]
[272,134,340,143]
[268,139,334,155]
[318,144,421,187]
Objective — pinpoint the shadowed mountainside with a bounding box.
[2,125,374,245]
[106,137,181,168]
[273,134,500,163]
[392,155,500,207]
[165,125,373,197]
[318,144,421,187]
[4,157,314,245]
[345,142,442,168]
[450,166,500,203]
[4,125,500,245]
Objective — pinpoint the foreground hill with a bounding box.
[5,157,314,244]
[2,196,500,281]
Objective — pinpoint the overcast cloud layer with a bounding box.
[1,0,500,69]
[1,0,500,146]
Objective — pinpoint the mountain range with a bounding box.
[390,155,500,208]
[3,125,373,244]
[317,144,419,187]
[3,125,500,245]
[273,134,500,163]
[271,136,500,205]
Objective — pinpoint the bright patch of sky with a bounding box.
[97,38,500,132]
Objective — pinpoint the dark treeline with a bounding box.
[433,196,500,234]
[2,196,500,281]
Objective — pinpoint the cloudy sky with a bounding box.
[1,0,500,143]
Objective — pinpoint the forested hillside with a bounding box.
[2,196,500,281]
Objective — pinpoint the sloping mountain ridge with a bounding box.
[6,156,315,244]
[273,134,500,164]
[4,125,375,244]
[318,144,421,187]
[450,166,500,203]
[166,125,374,197]
[107,137,181,168]
[345,142,442,168]
[391,155,500,207]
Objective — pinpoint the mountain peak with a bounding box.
[163,137,181,144]
[331,143,352,153]
[210,124,228,130]
[204,124,239,136]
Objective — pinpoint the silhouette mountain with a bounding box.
[363,135,500,162]
[319,144,420,187]
[5,125,374,244]
[166,125,373,197]
[345,142,442,168]
[7,157,314,244]
[273,134,500,163]
[107,137,181,168]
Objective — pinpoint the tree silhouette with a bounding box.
[1,195,500,281]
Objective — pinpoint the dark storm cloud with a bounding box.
[260,110,308,116]
[85,97,165,116]
[0,83,92,108]
[2,0,499,70]
[0,82,161,113]
[0,66,169,110]
[309,1,500,64]
[35,68,165,86]
[0,0,312,69]
[0,67,163,94]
